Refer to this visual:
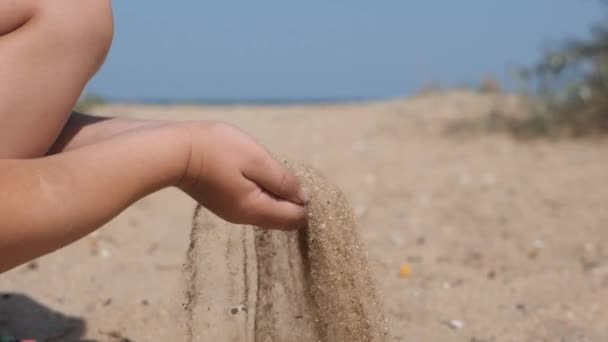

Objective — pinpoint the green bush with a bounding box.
[515,9,608,137]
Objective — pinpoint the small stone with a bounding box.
[532,240,545,249]
[399,264,412,279]
[100,248,111,258]
[528,249,540,259]
[416,236,426,245]
[230,304,247,315]
[448,319,464,330]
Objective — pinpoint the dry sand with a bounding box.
[1,91,608,341]
[183,164,387,342]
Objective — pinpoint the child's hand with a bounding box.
[177,122,306,230]
[0,119,306,272]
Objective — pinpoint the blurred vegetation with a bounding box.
[511,6,608,137]
[446,6,608,139]
[74,93,107,112]
[478,76,502,94]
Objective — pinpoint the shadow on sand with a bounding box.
[0,292,89,341]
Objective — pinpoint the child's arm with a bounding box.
[49,112,167,153]
[0,122,305,273]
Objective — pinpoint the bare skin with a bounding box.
[0,1,306,273]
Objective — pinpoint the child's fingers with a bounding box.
[243,153,306,205]
[244,188,306,230]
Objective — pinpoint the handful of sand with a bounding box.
[182,164,388,342]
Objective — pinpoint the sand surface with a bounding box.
[1,91,608,341]
[183,165,387,342]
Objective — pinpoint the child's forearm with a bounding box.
[49,112,166,153]
[1,120,306,272]
[0,124,190,272]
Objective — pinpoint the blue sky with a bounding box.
[88,1,605,101]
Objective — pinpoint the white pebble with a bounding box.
[448,320,464,330]
[532,240,545,249]
[100,249,111,258]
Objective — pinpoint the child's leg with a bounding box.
[0,0,114,158]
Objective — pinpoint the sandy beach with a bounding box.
[1,91,607,341]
